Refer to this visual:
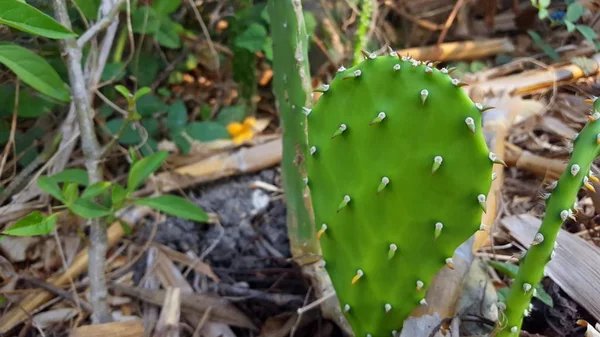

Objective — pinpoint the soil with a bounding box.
[133,168,343,336]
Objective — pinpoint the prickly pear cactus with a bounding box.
[306,51,498,336]
[496,97,600,337]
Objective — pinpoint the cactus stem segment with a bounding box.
[420,89,429,104]
[511,327,518,333]
[416,280,424,291]
[478,194,487,213]
[388,243,398,260]
[378,176,390,193]
[370,112,387,125]
[331,124,347,139]
[522,283,532,293]
[317,224,328,240]
[445,258,455,269]
[571,164,581,176]
[351,269,364,285]
[384,303,392,313]
[434,222,443,240]
[432,156,443,174]
[337,195,351,212]
[465,117,476,134]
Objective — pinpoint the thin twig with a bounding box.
[77,0,125,48]
[437,0,469,45]
[19,275,93,313]
[185,0,220,70]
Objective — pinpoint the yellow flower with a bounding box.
[227,116,257,144]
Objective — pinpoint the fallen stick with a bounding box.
[68,320,144,337]
[393,38,515,62]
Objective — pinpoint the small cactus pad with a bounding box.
[496,98,600,337]
[306,53,494,336]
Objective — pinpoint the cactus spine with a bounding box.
[268,0,317,256]
[496,98,600,336]
[306,51,496,336]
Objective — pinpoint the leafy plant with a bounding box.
[1,150,208,239]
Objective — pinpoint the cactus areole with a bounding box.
[306,52,496,336]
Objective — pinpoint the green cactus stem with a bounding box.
[496,97,600,337]
[306,51,497,336]
[268,0,317,257]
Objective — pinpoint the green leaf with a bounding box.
[538,7,549,19]
[217,105,245,125]
[576,24,598,42]
[115,85,132,99]
[128,52,161,87]
[566,3,584,22]
[534,284,554,307]
[0,43,71,102]
[69,199,112,218]
[156,16,182,49]
[101,62,126,82]
[73,0,101,20]
[528,30,559,61]
[62,182,79,205]
[172,132,191,154]
[119,220,133,235]
[304,11,317,37]
[0,86,58,118]
[152,0,182,15]
[234,23,267,52]
[37,176,65,203]
[127,151,168,193]
[132,6,160,34]
[487,261,519,278]
[134,195,208,222]
[166,100,187,133]
[133,87,151,102]
[185,122,231,142]
[136,94,169,117]
[565,20,576,32]
[2,211,57,236]
[81,181,112,199]
[50,169,89,186]
[539,0,550,7]
[0,0,76,39]
[104,118,142,144]
[111,183,128,208]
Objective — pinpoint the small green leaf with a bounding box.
[119,219,133,235]
[156,16,182,49]
[111,184,128,208]
[81,181,112,199]
[528,30,559,61]
[73,0,102,20]
[101,62,126,82]
[3,211,58,236]
[234,23,267,52]
[0,43,71,102]
[534,284,554,307]
[538,7,549,19]
[104,118,142,144]
[127,151,168,193]
[136,94,169,117]
[152,0,182,15]
[115,85,132,99]
[132,6,161,34]
[37,176,65,202]
[565,20,576,32]
[487,260,519,278]
[566,3,584,22]
[134,195,208,222]
[0,0,77,39]
[69,199,112,218]
[50,169,89,186]
[576,24,598,42]
[133,87,151,102]
[185,122,231,142]
[166,100,187,133]
[216,105,245,125]
[63,182,79,205]
[128,52,161,87]
[539,0,550,8]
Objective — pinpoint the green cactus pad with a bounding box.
[306,53,495,336]
[496,98,600,337]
